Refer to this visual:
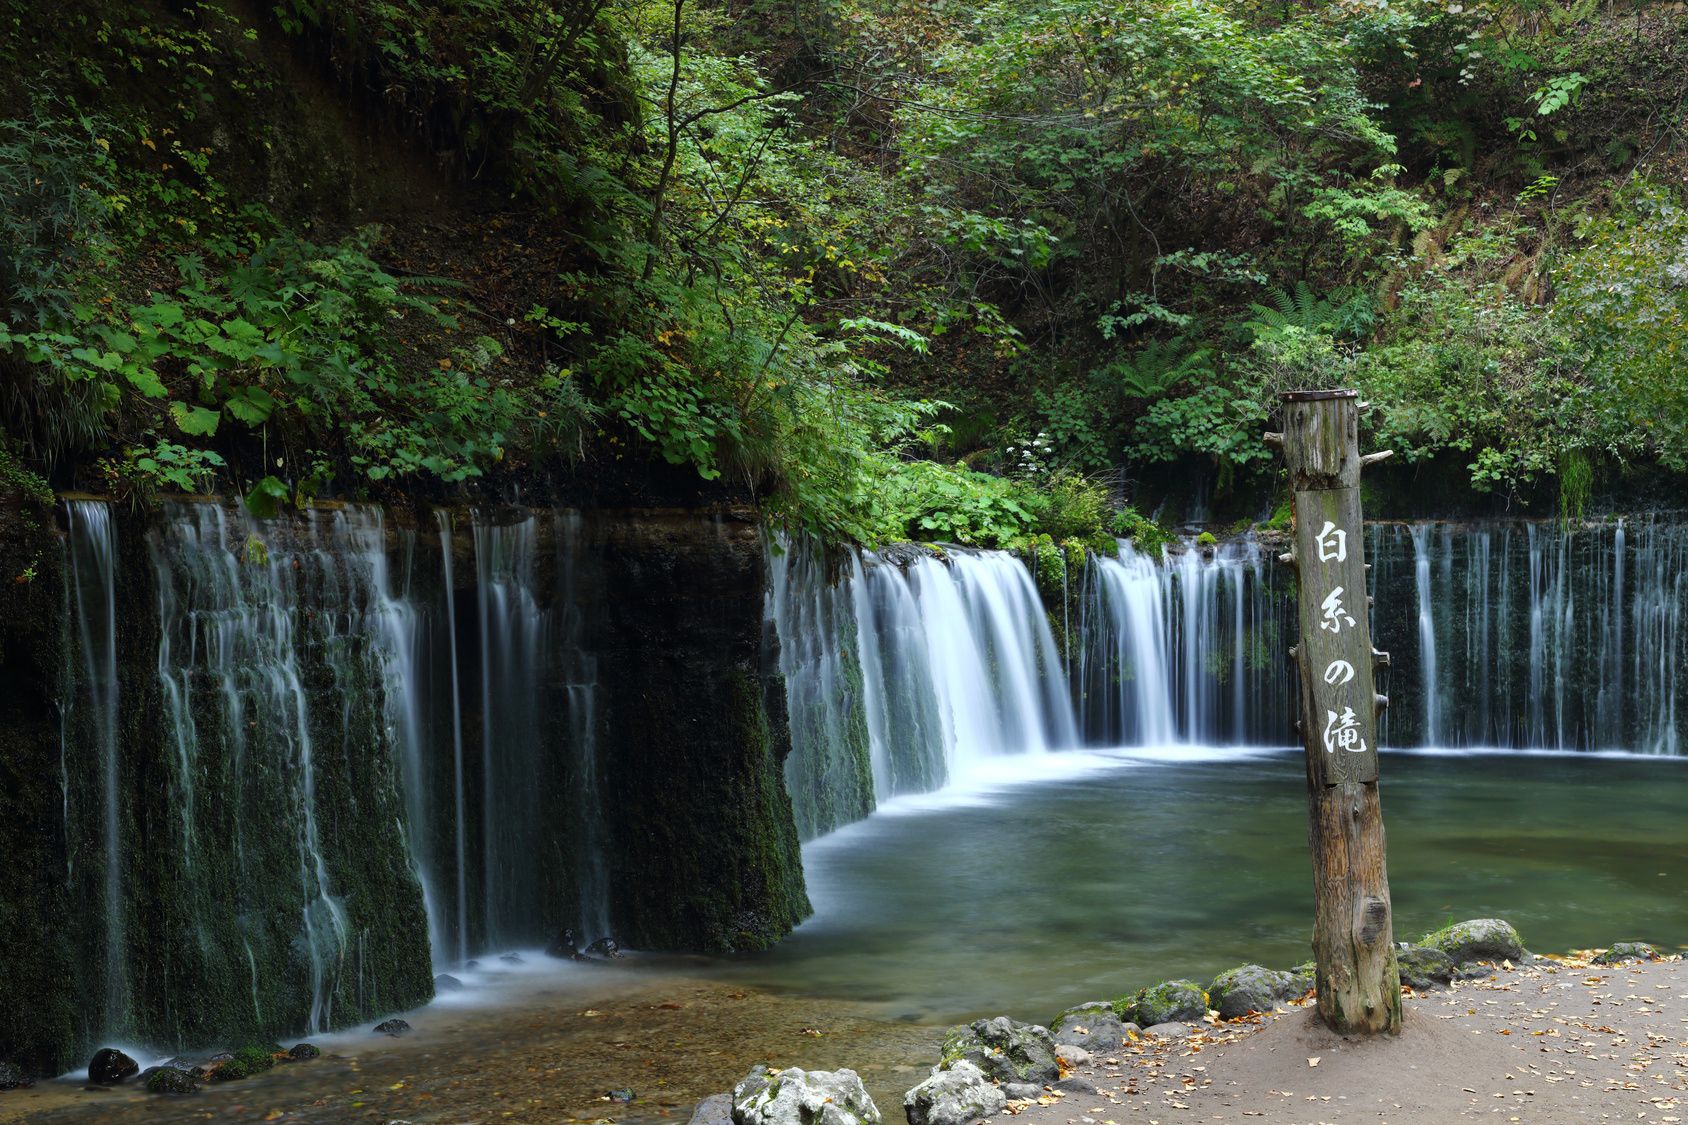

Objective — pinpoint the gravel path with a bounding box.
[1009,956,1687,1125]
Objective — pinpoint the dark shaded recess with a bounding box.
[590,507,810,951]
[0,499,82,1076]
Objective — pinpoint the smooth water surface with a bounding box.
[715,748,1688,1025]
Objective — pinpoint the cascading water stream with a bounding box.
[1410,523,1440,745]
[437,511,471,966]
[65,499,124,1036]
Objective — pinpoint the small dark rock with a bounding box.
[88,1048,139,1085]
[688,1092,733,1125]
[606,1088,636,1103]
[499,952,525,965]
[0,1062,34,1090]
[1396,945,1456,990]
[434,974,465,992]
[545,928,590,961]
[1594,941,1661,965]
[144,1067,199,1096]
[288,1043,322,1061]
[587,937,624,959]
[464,959,481,970]
[1001,1083,1042,1101]
[373,1018,412,1037]
[1053,1078,1097,1096]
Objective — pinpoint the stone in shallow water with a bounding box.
[939,1017,1058,1085]
[143,1067,199,1095]
[288,1043,322,1061]
[733,1066,881,1125]
[434,974,465,992]
[903,1060,1005,1125]
[373,1019,413,1037]
[88,1048,138,1085]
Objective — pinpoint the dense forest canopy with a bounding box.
[1,0,1685,546]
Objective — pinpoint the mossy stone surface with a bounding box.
[1419,918,1525,965]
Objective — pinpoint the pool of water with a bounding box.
[704,747,1688,1026]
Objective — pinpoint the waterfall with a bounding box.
[437,511,470,965]
[1410,524,1440,745]
[65,499,124,1035]
[770,540,1077,838]
[471,514,550,948]
[556,511,609,942]
[148,502,428,1035]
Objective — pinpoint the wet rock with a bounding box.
[546,928,589,961]
[211,1046,277,1082]
[499,952,525,965]
[464,959,481,970]
[434,974,465,992]
[732,1065,881,1125]
[606,1088,637,1103]
[690,1092,734,1125]
[1054,1044,1091,1069]
[587,937,624,959]
[1396,945,1456,990]
[1130,980,1207,1026]
[288,1043,321,1061]
[143,1067,199,1095]
[1419,918,1525,965]
[904,1060,1005,1125]
[1208,965,1292,1019]
[1594,941,1661,965]
[0,1062,34,1090]
[1000,1083,1042,1101]
[373,1019,412,1037]
[939,1017,1058,1085]
[1050,1002,1128,1053]
[88,1048,138,1085]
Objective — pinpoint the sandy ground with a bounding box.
[1015,956,1688,1125]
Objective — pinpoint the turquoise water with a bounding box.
[713,748,1688,1026]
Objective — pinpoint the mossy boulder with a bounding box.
[1419,919,1524,965]
[373,1018,412,1037]
[1207,965,1292,1019]
[88,1048,139,1084]
[211,1045,278,1082]
[143,1067,200,1095]
[288,1043,321,1061]
[1594,941,1661,965]
[1050,1002,1130,1053]
[731,1065,881,1125]
[939,1017,1059,1085]
[1284,962,1315,996]
[1129,980,1208,1027]
[904,1060,1006,1125]
[0,1061,32,1090]
[1396,945,1456,990]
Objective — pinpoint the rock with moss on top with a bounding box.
[1129,980,1207,1026]
[143,1067,199,1095]
[1594,941,1661,965]
[1050,1002,1132,1053]
[1208,965,1295,1019]
[731,1065,880,1125]
[1419,919,1525,965]
[939,1017,1058,1085]
[1396,945,1456,990]
[904,1060,1005,1125]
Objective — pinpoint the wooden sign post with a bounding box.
[1266,389,1401,1036]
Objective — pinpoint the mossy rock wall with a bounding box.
[591,508,810,952]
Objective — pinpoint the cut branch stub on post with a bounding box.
[1273,388,1401,1036]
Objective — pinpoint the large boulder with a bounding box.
[1594,942,1661,965]
[903,1060,1006,1125]
[1050,1003,1130,1053]
[1130,980,1207,1027]
[1207,966,1293,1019]
[1396,945,1455,990]
[732,1066,881,1125]
[939,1017,1058,1085]
[88,1048,139,1084]
[1419,919,1524,965]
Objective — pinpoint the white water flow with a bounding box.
[437,511,471,965]
[771,540,1077,839]
[149,504,352,1033]
[556,511,610,942]
[65,499,124,1034]
[471,514,550,947]
[1082,544,1175,745]
[1411,523,1440,744]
